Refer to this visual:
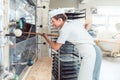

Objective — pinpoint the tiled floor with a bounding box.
[99,56,120,80]
[52,56,120,80]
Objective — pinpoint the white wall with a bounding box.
[90,0,120,6]
[49,0,79,9]
[78,0,120,19]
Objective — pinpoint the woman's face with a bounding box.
[51,18,64,29]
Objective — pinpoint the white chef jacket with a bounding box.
[57,19,95,45]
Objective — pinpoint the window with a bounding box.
[92,6,120,38]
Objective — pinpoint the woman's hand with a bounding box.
[42,33,49,39]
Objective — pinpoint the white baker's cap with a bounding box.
[49,8,65,18]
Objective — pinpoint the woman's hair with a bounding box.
[52,14,68,22]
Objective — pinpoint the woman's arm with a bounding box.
[42,33,62,51]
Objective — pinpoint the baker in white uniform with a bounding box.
[42,9,98,80]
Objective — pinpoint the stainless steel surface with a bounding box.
[9,36,37,75]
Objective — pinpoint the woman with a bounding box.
[42,10,98,80]
[85,19,102,80]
